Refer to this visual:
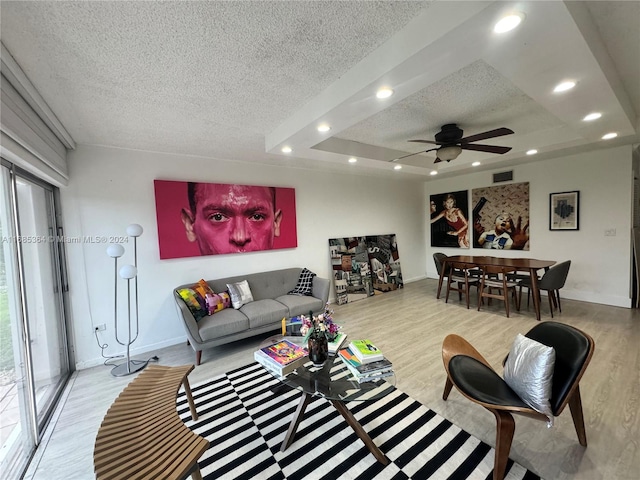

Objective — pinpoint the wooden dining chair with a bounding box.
[477,265,520,317]
[445,261,479,309]
[433,252,450,299]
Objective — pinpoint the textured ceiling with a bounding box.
[1,1,639,179]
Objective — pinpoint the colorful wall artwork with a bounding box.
[329,234,403,305]
[471,182,530,250]
[430,190,470,248]
[154,180,297,259]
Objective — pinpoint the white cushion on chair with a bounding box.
[504,333,555,425]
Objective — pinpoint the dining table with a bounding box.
[438,256,556,321]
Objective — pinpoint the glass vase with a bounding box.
[308,335,328,367]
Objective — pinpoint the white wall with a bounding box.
[425,145,633,308]
[61,145,427,369]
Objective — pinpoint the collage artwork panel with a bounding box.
[329,235,403,305]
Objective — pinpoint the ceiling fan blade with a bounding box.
[459,127,514,144]
[389,147,439,162]
[408,139,441,145]
[460,143,512,154]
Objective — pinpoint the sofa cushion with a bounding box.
[198,308,250,341]
[227,280,254,309]
[275,294,324,318]
[288,268,316,296]
[240,299,288,329]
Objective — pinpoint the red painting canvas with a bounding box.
[154,180,297,259]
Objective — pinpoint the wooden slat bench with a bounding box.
[94,364,209,480]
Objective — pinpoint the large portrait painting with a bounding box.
[471,182,530,250]
[329,235,403,305]
[430,190,470,248]
[154,180,297,259]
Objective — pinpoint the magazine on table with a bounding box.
[338,347,393,375]
[328,332,348,355]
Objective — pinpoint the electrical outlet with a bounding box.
[94,323,106,332]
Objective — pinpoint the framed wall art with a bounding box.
[471,182,530,250]
[550,191,579,231]
[154,180,297,259]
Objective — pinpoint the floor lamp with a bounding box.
[109,223,145,377]
[111,264,145,376]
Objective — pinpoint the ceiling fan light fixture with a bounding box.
[437,145,462,161]
[494,13,524,33]
[430,170,438,176]
[583,112,602,121]
[553,81,576,93]
[526,149,538,155]
[317,124,331,132]
[393,165,402,170]
[376,87,394,99]
[281,146,292,153]
[472,161,481,167]
[348,157,357,164]
[602,132,617,140]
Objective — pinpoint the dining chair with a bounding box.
[477,265,520,318]
[518,260,571,318]
[441,322,595,480]
[433,252,450,299]
[445,261,479,309]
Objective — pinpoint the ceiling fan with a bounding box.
[392,123,514,163]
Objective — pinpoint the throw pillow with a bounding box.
[176,287,208,321]
[288,268,316,296]
[226,280,254,309]
[177,279,221,318]
[503,333,556,425]
[206,291,231,314]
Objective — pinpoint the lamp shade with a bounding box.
[126,224,143,237]
[106,244,125,258]
[119,264,138,279]
[437,146,463,161]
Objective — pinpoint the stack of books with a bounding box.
[338,340,393,383]
[254,339,308,377]
[328,332,348,355]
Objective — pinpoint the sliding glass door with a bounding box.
[0,162,71,478]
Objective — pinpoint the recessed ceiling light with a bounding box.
[393,165,402,170]
[602,132,617,140]
[494,13,524,33]
[317,124,331,132]
[348,157,357,164]
[583,112,602,121]
[430,170,438,176]
[376,87,394,99]
[472,161,481,167]
[281,146,292,153]
[553,81,576,93]
[526,149,538,155]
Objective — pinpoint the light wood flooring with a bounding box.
[24,279,640,480]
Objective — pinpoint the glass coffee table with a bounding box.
[259,335,395,465]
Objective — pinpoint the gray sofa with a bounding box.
[174,267,330,365]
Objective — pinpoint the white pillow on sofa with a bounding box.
[503,333,556,425]
[226,280,254,309]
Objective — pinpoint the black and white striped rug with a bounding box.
[176,362,541,480]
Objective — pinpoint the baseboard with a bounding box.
[75,335,187,370]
